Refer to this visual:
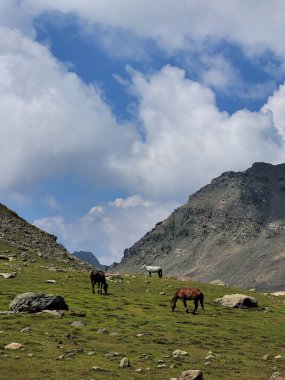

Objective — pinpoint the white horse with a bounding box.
[141,264,162,278]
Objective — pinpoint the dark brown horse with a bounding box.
[90,270,108,294]
[171,288,204,314]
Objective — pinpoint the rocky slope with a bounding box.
[114,162,285,291]
[73,251,106,269]
[0,204,92,270]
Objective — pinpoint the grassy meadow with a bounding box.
[0,243,285,380]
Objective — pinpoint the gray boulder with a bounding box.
[214,294,258,308]
[178,369,204,380]
[9,292,69,313]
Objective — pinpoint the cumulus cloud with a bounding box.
[18,0,285,61]
[34,195,177,264]
[109,65,283,199]
[0,27,137,190]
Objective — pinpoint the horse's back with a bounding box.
[177,287,202,298]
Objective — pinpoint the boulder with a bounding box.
[178,369,204,380]
[214,294,258,308]
[0,272,16,279]
[269,372,284,380]
[4,342,23,350]
[9,292,68,313]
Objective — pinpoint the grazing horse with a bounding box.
[90,270,108,294]
[171,288,204,314]
[141,264,162,278]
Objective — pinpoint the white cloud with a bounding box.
[0,27,137,191]
[34,195,177,264]
[263,83,285,139]
[17,1,285,61]
[109,66,283,199]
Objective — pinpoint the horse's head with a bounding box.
[140,264,146,270]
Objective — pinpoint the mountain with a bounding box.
[73,251,106,269]
[0,203,92,270]
[114,162,285,291]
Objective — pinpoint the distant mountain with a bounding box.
[114,162,285,291]
[73,251,106,269]
[0,203,91,270]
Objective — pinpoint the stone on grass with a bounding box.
[71,321,85,327]
[120,357,130,368]
[46,280,56,284]
[214,294,258,308]
[21,327,31,333]
[172,349,188,358]
[0,272,16,279]
[178,369,204,380]
[98,328,108,334]
[42,310,65,317]
[4,342,23,350]
[9,292,68,313]
[269,372,284,380]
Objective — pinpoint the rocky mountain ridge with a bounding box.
[73,251,106,269]
[113,162,285,291]
[0,203,92,270]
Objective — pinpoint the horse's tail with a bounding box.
[200,292,205,311]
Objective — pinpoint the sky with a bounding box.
[1,1,285,265]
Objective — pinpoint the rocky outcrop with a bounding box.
[114,163,285,291]
[9,292,69,313]
[0,203,92,270]
[214,294,258,308]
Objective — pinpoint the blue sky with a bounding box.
[1,1,285,264]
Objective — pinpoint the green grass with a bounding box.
[0,245,285,379]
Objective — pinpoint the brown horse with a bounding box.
[171,288,204,314]
[90,270,108,294]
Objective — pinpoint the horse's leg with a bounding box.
[193,298,199,314]
[182,297,189,313]
[99,282,103,295]
[92,281,95,294]
[97,282,100,294]
[149,271,151,277]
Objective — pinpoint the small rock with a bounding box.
[21,327,31,333]
[135,368,143,372]
[70,321,85,327]
[269,372,285,380]
[263,354,270,360]
[57,355,65,360]
[274,355,283,359]
[87,351,95,355]
[119,357,130,368]
[146,289,150,292]
[4,342,23,350]
[157,364,167,368]
[137,333,147,337]
[42,310,65,317]
[97,328,108,334]
[205,354,214,360]
[27,353,33,357]
[159,292,166,295]
[178,369,204,380]
[0,272,16,279]
[172,349,188,358]
[105,351,119,358]
[46,280,57,284]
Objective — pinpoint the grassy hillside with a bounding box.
[0,241,285,380]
